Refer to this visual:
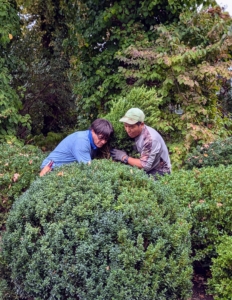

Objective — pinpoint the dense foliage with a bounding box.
[0,0,30,139]
[11,0,77,137]
[64,0,217,128]
[158,165,232,263]
[113,7,232,167]
[103,86,163,153]
[208,235,232,299]
[185,137,232,169]
[0,141,46,299]
[1,1,232,298]
[3,160,192,300]
[2,0,232,164]
[0,142,46,229]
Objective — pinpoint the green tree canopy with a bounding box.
[0,0,30,139]
[11,0,77,137]
[62,0,217,128]
[105,6,232,168]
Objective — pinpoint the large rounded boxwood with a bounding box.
[3,160,192,300]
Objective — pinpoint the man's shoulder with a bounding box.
[144,125,162,139]
[59,130,89,147]
[144,125,157,133]
[65,130,89,140]
[138,125,153,139]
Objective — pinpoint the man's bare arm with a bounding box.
[123,155,143,169]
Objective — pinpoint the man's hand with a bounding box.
[39,165,52,177]
[110,149,127,161]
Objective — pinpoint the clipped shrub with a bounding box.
[208,235,232,300]
[3,160,192,300]
[159,165,232,263]
[0,248,18,300]
[0,142,46,228]
[184,137,232,169]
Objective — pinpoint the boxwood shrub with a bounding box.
[3,160,192,300]
[208,235,232,300]
[0,143,46,228]
[184,137,232,169]
[158,165,232,263]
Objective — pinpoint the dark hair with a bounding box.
[90,119,114,140]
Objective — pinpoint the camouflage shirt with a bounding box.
[134,125,171,175]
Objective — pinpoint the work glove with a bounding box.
[110,148,127,161]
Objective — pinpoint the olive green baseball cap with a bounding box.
[119,108,145,124]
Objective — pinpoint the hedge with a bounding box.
[208,235,232,300]
[159,165,232,262]
[0,143,46,228]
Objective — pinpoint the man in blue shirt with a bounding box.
[40,119,114,176]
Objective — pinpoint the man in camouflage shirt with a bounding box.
[110,108,171,178]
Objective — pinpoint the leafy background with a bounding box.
[1,0,232,299]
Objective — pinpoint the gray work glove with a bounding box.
[110,148,127,162]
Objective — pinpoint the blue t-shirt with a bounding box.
[40,130,97,169]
